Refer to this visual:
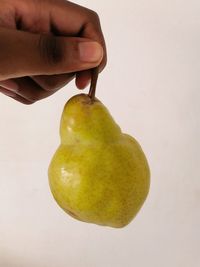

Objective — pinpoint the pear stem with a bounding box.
[88,67,99,101]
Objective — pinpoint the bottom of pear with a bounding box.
[64,209,80,220]
[63,207,131,228]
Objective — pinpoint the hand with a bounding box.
[0,0,106,104]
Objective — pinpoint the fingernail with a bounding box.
[0,80,19,92]
[79,42,103,63]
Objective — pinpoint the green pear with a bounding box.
[48,94,150,228]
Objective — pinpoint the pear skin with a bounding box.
[48,94,150,228]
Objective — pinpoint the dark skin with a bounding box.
[0,0,107,104]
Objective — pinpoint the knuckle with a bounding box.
[43,77,60,91]
[38,34,64,65]
[87,9,100,20]
[86,8,99,20]
[22,100,35,105]
[29,98,38,103]
[16,90,38,103]
[21,93,39,103]
[12,96,34,105]
[28,95,41,102]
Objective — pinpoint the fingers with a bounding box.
[10,0,107,69]
[31,73,75,91]
[75,70,91,89]
[0,78,46,103]
[76,12,107,87]
[80,14,107,72]
[0,87,33,105]
[11,77,50,102]
[0,73,75,104]
[0,0,107,104]
[50,5,107,63]
[0,27,103,80]
[48,1,107,88]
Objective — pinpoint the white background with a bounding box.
[0,0,200,266]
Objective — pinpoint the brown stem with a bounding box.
[88,67,99,101]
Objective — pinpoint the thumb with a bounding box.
[0,27,103,80]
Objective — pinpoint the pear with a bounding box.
[48,93,150,228]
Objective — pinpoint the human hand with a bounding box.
[0,0,106,104]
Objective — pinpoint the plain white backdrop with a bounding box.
[0,0,200,266]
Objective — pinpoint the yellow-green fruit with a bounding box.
[48,94,150,228]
